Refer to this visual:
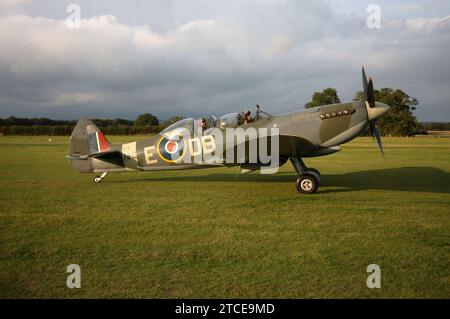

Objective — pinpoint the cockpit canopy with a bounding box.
[218,113,240,129]
[159,108,272,138]
[217,109,271,128]
[160,118,194,139]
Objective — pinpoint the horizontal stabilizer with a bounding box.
[66,150,121,161]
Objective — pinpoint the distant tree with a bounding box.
[354,88,419,137]
[112,118,134,126]
[134,113,159,126]
[419,122,450,131]
[305,88,341,109]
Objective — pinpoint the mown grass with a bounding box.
[0,136,449,298]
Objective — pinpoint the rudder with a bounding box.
[68,118,111,173]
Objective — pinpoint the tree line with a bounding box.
[0,114,184,136]
[0,86,448,136]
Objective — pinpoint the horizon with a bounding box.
[2,114,450,124]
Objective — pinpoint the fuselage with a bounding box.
[86,101,374,173]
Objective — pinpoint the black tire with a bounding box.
[296,174,319,194]
[94,176,102,183]
[308,168,321,178]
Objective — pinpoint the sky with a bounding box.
[0,0,449,121]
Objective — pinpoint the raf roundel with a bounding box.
[165,140,179,154]
[157,137,186,163]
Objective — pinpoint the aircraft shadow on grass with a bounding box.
[117,167,450,194]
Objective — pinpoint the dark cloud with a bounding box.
[0,0,449,121]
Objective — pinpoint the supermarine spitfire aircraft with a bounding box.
[68,67,390,194]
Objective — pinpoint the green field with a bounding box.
[0,136,449,298]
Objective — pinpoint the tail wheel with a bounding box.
[296,174,319,194]
[93,172,108,183]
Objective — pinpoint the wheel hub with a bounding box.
[301,179,313,191]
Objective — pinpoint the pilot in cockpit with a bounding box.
[200,118,207,131]
[243,110,254,125]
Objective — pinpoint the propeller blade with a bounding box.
[369,121,375,139]
[362,66,369,100]
[367,77,375,108]
[362,66,375,107]
[372,119,384,157]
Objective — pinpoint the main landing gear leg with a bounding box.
[290,157,321,194]
[94,172,108,183]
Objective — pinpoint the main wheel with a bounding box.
[307,168,321,178]
[94,176,102,183]
[296,174,319,194]
[305,168,321,184]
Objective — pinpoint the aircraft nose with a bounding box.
[367,102,390,121]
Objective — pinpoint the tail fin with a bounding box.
[68,118,112,173]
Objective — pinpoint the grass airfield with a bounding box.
[0,135,449,298]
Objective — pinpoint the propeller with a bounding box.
[362,66,386,157]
